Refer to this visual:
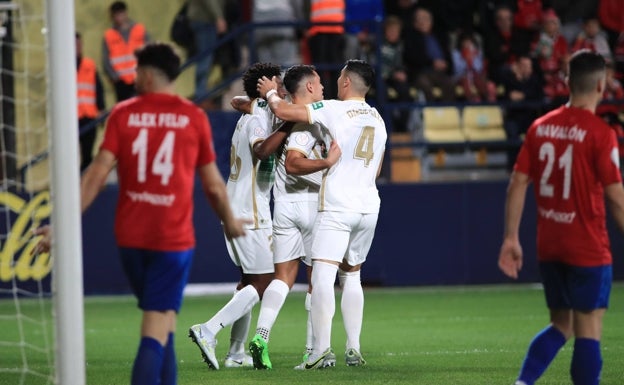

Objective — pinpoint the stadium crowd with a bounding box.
[169,0,624,158]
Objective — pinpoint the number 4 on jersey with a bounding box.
[132,128,176,185]
[354,126,375,166]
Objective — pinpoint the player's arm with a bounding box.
[285,140,341,176]
[198,162,248,239]
[605,182,624,234]
[253,122,295,160]
[230,96,251,114]
[498,170,530,279]
[81,149,116,213]
[376,152,385,178]
[33,126,116,254]
[257,76,309,123]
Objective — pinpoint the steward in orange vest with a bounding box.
[308,0,345,36]
[103,1,149,101]
[77,57,99,119]
[306,0,345,98]
[103,23,146,85]
[77,32,105,171]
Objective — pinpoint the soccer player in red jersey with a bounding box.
[499,50,624,385]
[81,42,246,385]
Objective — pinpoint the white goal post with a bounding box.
[46,0,85,384]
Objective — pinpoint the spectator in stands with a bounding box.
[451,32,497,103]
[484,5,532,83]
[598,0,624,80]
[478,0,516,37]
[603,62,624,101]
[344,0,384,62]
[307,0,346,99]
[501,55,544,105]
[76,32,105,172]
[549,0,598,45]
[403,7,455,102]
[216,0,244,78]
[512,0,545,61]
[381,16,411,132]
[102,1,149,102]
[531,9,569,100]
[385,0,431,34]
[499,54,544,169]
[598,0,624,50]
[597,62,624,156]
[572,17,613,63]
[252,0,303,67]
[187,0,227,100]
[513,0,544,32]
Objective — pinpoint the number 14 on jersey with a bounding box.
[132,128,176,185]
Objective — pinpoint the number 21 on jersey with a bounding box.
[539,142,573,199]
[132,128,176,185]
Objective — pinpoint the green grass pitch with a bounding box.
[1,284,623,384]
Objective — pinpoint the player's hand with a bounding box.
[31,225,52,255]
[257,76,279,99]
[325,140,342,167]
[498,237,523,279]
[223,218,253,240]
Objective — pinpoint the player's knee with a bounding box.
[338,269,361,288]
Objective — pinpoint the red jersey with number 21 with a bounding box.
[515,105,621,266]
[101,93,216,251]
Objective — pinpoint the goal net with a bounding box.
[0,1,84,384]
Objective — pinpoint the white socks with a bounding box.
[310,261,338,355]
[204,285,259,337]
[305,292,313,352]
[339,269,363,352]
[228,293,252,355]
[255,279,290,342]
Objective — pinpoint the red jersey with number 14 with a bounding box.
[101,93,216,251]
[515,105,621,266]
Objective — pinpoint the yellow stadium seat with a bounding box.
[422,106,464,143]
[462,106,506,142]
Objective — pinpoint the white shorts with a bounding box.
[273,200,317,266]
[310,211,379,266]
[224,227,274,274]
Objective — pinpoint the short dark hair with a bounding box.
[135,42,181,82]
[242,62,282,99]
[344,59,374,89]
[283,64,316,95]
[110,1,127,15]
[568,50,606,94]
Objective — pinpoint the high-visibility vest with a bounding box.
[308,0,344,36]
[104,23,146,84]
[77,57,98,119]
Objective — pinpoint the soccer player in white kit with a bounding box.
[258,60,387,369]
[247,64,342,369]
[189,63,289,370]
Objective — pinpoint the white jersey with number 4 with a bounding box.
[227,112,274,229]
[306,98,387,214]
